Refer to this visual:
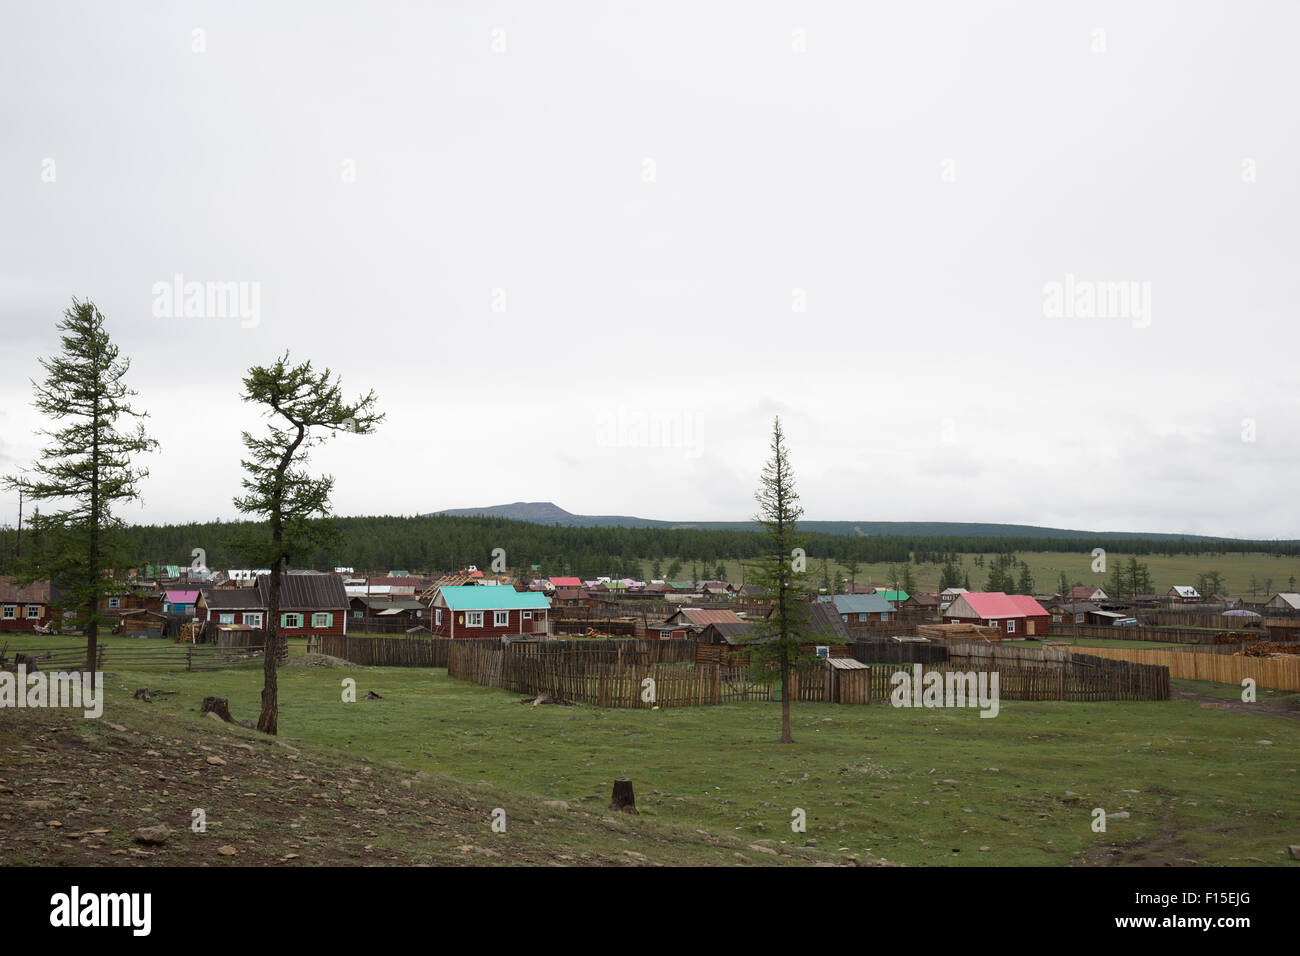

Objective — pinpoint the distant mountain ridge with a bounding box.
[428,501,1244,542]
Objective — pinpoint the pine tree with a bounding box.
[232,352,381,734]
[3,299,159,685]
[748,417,816,744]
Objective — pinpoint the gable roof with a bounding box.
[807,601,851,641]
[201,588,266,610]
[875,589,909,603]
[436,586,550,611]
[1169,585,1201,598]
[0,577,52,603]
[548,577,583,588]
[1268,592,1300,609]
[831,592,895,616]
[668,607,744,627]
[257,573,348,611]
[950,592,1048,619]
[164,590,200,604]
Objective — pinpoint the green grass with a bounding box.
[44,636,1300,867]
[711,551,1300,602]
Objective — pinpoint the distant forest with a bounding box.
[1,514,1296,580]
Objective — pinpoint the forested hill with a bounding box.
[430,502,1244,542]
[0,513,1294,580]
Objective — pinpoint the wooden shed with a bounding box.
[821,657,871,704]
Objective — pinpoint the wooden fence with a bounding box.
[319,635,451,667]
[1056,623,1254,644]
[1064,644,1300,692]
[852,640,1170,701]
[0,643,282,671]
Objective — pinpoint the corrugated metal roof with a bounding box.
[0,577,52,603]
[437,586,550,611]
[257,573,348,611]
[956,592,1048,619]
[832,592,894,616]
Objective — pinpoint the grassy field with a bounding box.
[709,551,1300,601]
[4,634,1298,867]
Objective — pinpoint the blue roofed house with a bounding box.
[430,585,551,639]
[826,591,896,624]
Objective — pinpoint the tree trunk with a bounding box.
[258,564,280,735]
[779,651,793,744]
[202,696,234,722]
[609,778,638,814]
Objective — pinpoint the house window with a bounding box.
[494,611,509,627]
[435,609,442,626]
[522,611,532,620]
[312,612,332,628]
[1007,619,1016,634]
[2,606,14,620]
[282,613,302,628]
[108,597,121,609]
[245,613,263,628]
[26,605,41,619]
[219,613,235,625]
[882,612,890,622]
[467,611,484,627]
[353,610,363,618]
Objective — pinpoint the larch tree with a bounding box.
[3,298,158,686]
[748,416,816,744]
[232,352,381,735]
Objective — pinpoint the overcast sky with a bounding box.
[1,1,1297,538]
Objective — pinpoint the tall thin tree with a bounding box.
[4,298,158,685]
[232,353,381,735]
[748,417,816,744]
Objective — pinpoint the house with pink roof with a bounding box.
[163,589,200,616]
[944,592,1050,638]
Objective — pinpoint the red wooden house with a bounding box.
[0,578,56,632]
[944,592,1050,638]
[430,586,551,639]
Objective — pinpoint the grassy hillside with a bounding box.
[712,551,1300,602]
[3,634,1297,867]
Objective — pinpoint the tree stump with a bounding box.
[201,696,234,722]
[609,778,638,814]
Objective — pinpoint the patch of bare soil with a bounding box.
[1173,686,1300,721]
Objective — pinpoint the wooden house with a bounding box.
[944,592,1050,638]
[430,586,550,639]
[258,573,349,640]
[1168,585,1202,604]
[0,577,56,632]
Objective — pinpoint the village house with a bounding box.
[900,592,942,616]
[1265,592,1300,612]
[429,586,551,639]
[551,588,592,609]
[1168,585,1202,604]
[162,589,200,616]
[662,607,745,634]
[196,588,267,630]
[825,591,895,623]
[1066,585,1109,603]
[0,577,56,631]
[347,594,427,631]
[875,589,909,607]
[259,573,349,640]
[945,592,1051,638]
